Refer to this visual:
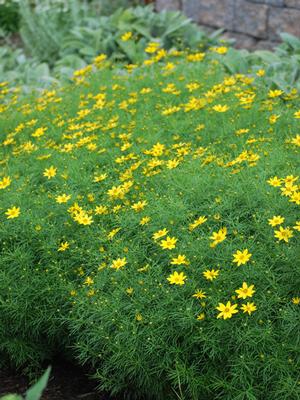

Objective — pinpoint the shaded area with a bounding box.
[0,360,113,400]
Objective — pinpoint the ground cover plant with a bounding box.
[0,44,299,399]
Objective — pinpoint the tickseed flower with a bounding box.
[5,206,20,219]
[56,194,71,203]
[241,302,257,315]
[189,216,207,231]
[235,282,255,299]
[160,236,177,250]
[192,290,206,299]
[212,104,229,112]
[131,200,147,212]
[293,110,300,118]
[58,241,69,252]
[170,254,189,265]
[0,176,11,189]
[121,31,132,41]
[167,271,187,285]
[84,276,94,286]
[140,216,150,225]
[216,301,238,320]
[256,69,265,77]
[111,257,127,270]
[268,89,283,98]
[267,176,282,187]
[268,215,284,227]
[292,297,300,305]
[274,226,293,243]
[152,228,168,241]
[293,221,300,231]
[43,166,57,179]
[233,249,252,266]
[291,134,300,147]
[93,173,107,182]
[197,313,205,321]
[203,269,219,281]
[209,227,227,247]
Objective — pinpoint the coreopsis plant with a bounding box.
[0,44,299,400]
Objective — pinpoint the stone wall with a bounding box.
[155,0,300,49]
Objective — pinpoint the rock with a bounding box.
[268,7,300,40]
[234,0,268,38]
[156,0,180,11]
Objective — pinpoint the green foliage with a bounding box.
[0,1,20,33]
[0,49,299,399]
[0,367,51,400]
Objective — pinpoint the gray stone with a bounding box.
[247,0,284,5]
[182,0,235,29]
[156,0,181,11]
[222,31,258,49]
[268,7,300,40]
[234,0,268,38]
[284,0,300,8]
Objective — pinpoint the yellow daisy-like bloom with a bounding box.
[197,313,205,320]
[267,176,282,187]
[192,290,206,299]
[160,236,177,250]
[293,221,300,232]
[203,269,219,281]
[170,254,188,265]
[189,216,207,231]
[241,302,257,315]
[292,297,300,305]
[111,257,127,270]
[5,206,20,219]
[232,249,252,266]
[216,301,238,319]
[58,241,69,252]
[84,276,94,286]
[235,282,255,299]
[0,176,11,189]
[209,227,227,247]
[274,226,293,243]
[293,110,300,118]
[167,271,187,285]
[152,228,168,241]
[268,89,283,98]
[56,194,71,203]
[268,215,284,227]
[43,166,57,179]
[212,104,229,112]
[121,31,132,41]
[131,200,147,212]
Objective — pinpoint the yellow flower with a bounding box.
[167,271,187,285]
[160,236,177,250]
[131,200,147,212]
[0,176,11,189]
[84,276,94,286]
[58,241,69,252]
[268,89,283,98]
[241,302,257,315]
[212,46,228,54]
[56,194,71,203]
[256,69,265,77]
[233,249,252,266]
[192,290,206,299]
[274,226,293,243]
[209,227,227,247]
[140,216,150,225]
[235,282,255,299]
[111,257,127,270]
[121,31,132,41]
[93,173,107,182]
[197,313,205,320]
[5,206,20,219]
[152,228,168,240]
[43,166,57,179]
[294,110,300,118]
[216,301,238,319]
[203,268,219,281]
[292,297,300,305]
[293,221,300,232]
[189,216,207,231]
[170,254,189,265]
[268,215,284,227]
[267,176,282,187]
[212,104,229,112]
[291,134,300,147]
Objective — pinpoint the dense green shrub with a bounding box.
[0,47,299,399]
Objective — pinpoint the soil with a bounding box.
[0,359,114,400]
